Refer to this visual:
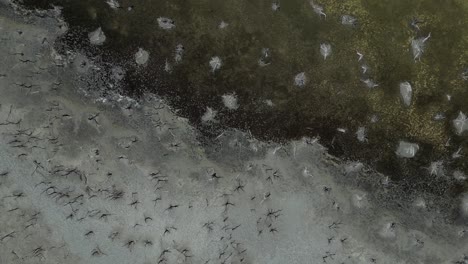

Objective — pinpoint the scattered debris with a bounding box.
[453,111,467,135]
[209,56,222,72]
[341,15,357,26]
[356,127,367,142]
[452,147,463,159]
[111,66,125,81]
[399,81,412,107]
[201,107,217,123]
[433,113,445,121]
[396,141,419,158]
[362,78,379,88]
[222,93,239,110]
[294,72,307,87]
[379,222,397,239]
[219,20,229,29]
[411,33,431,61]
[409,17,422,31]
[134,48,149,65]
[356,51,364,62]
[88,27,106,45]
[310,1,326,18]
[302,167,312,177]
[272,2,280,11]
[106,0,120,9]
[351,192,368,209]
[320,43,332,60]
[344,162,364,174]
[370,114,379,123]
[413,197,426,209]
[453,170,467,181]
[428,161,444,177]
[157,17,175,30]
[361,64,369,74]
[337,128,347,133]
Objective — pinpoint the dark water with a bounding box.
[16,0,468,197]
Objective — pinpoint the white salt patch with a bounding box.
[362,78,379,88]
[433,112,445,121]
[272,2,280,11]
[201,107,217,123]
[396,141,419,158]
[356,127,367,142]
[445,138,451,147]
[452,147,463,159]
[410,18,421,31]
[356,51,364,62]
[320,43,331,60]
[453,111,468,135]
[341,15,357,26]
[337,128,347,133]
[294,72,307,87]
[222,93,239,110]
[411,32,430,61]
[428,161,444,177]
[209,56,222,72]
[453,170,467,181]
[106,0,120,9]
[361,64,369,74]
[174,44,184,63]
[399,81,412,106]
[157,17,175,30]
[88,27,106,45]
[219,21,229,29]
[310,1,326,18]
[265,99,274,107]
[134,48,149,65]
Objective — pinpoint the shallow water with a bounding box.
[17,0,468,194]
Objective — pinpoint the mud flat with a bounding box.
[0,2,467,264]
